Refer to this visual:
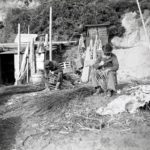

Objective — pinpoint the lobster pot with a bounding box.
[36,53,45,70]
[31,72,44,85]
[48,74,57,85]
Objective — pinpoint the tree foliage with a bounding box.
[1,0,150,42]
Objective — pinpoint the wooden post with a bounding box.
[136,0,149,43]
[26,56,29,83]
[28,25,30,34]
[16,23,21,85]
[26,44,29,83]
[27,25,29,83]
[44,34,48,47]
[18,24,21,71]
[30,39,36,76]
[49,7,52,61]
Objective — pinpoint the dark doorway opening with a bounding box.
[0,54,15,85]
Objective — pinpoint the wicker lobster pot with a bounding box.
[48,74,57,85]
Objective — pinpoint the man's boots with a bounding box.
[55,82,61,90]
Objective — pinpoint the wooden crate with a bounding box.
[59,62,73,74]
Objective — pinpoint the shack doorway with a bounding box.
[0,54,15,85]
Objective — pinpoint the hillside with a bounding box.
[0,0,150,43]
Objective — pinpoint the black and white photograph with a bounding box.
[0,0,150,150]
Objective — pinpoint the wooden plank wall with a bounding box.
[88,27,108,46]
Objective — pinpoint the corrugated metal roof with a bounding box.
[0,51,17,54]
[0,50,24,55]
[0,46,25,55]
[0,43,27,48]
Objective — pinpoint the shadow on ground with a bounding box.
[0,117,22,150]
[0,84,45,105]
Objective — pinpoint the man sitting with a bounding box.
[44,60,63,90]
[91,43,119,97]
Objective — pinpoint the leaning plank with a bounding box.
[19,43,29,79]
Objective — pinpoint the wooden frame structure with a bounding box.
[0,6,77,85]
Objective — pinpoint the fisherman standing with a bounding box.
[91,43,119,97]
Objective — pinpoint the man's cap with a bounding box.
[102,43,113,54]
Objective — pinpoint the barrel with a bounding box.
[31,72,44,85]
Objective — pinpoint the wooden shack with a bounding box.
[0,33,77,85]
[0,44,27,85]
[85,22,110,46]
[0,34,38,85]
